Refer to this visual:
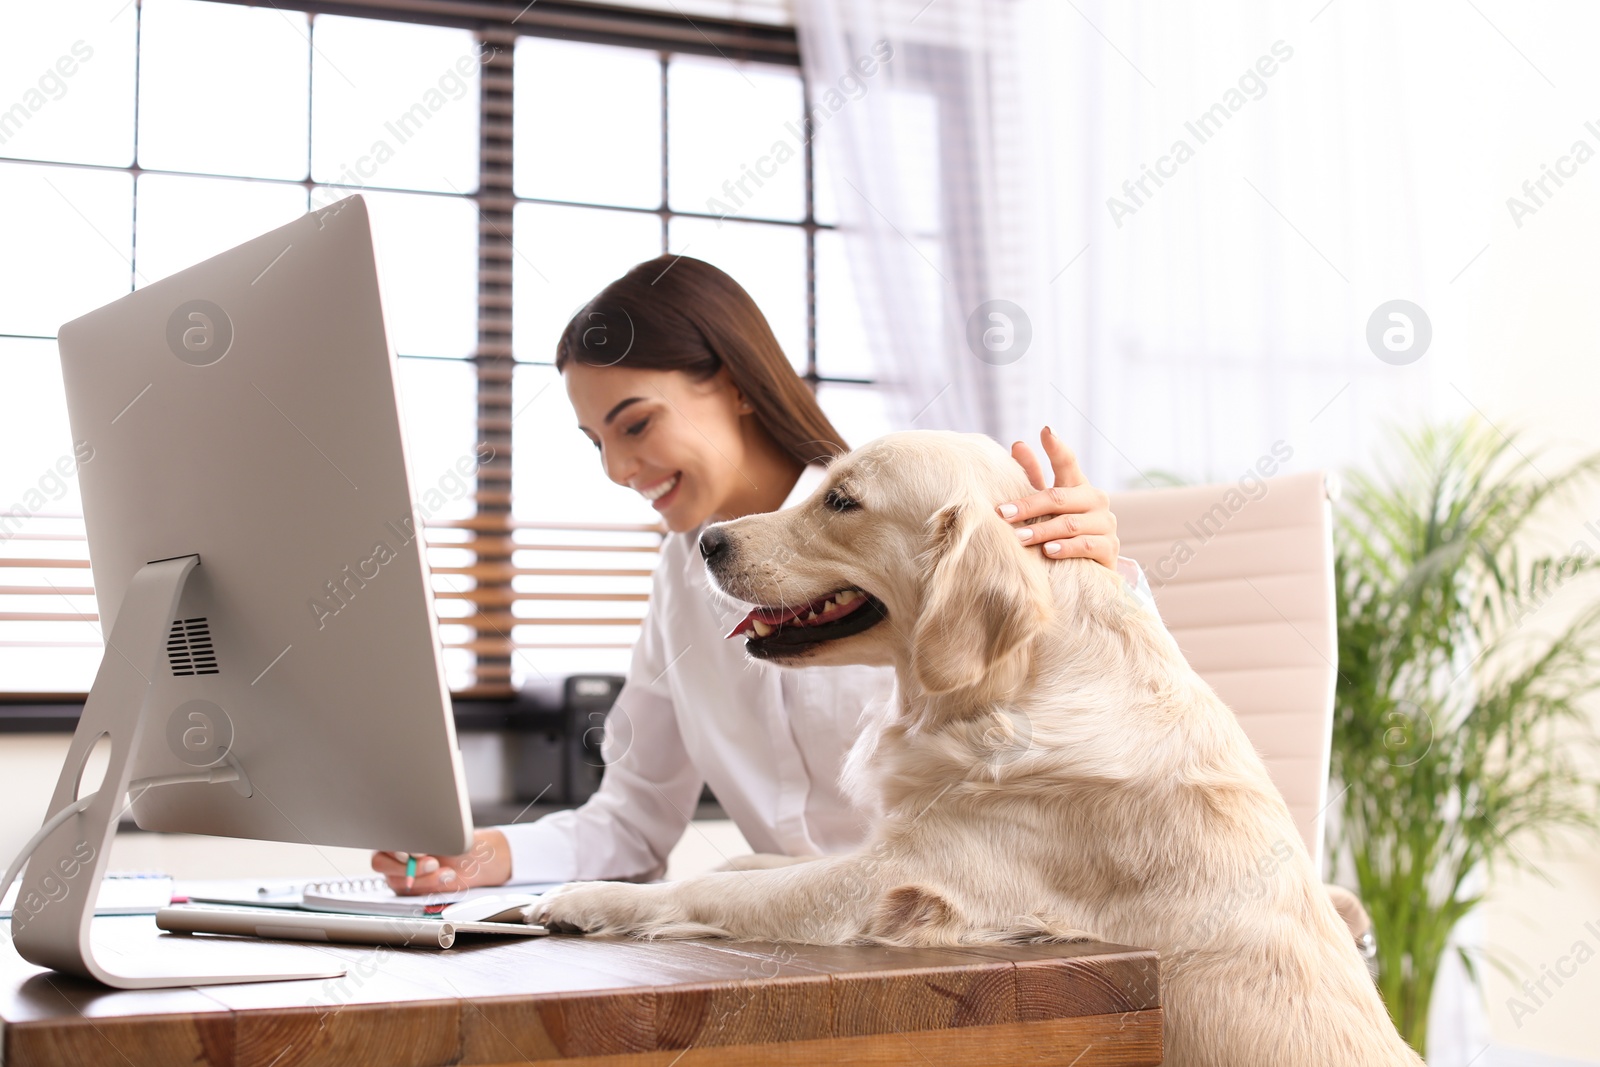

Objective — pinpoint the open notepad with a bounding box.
[190,876,561,918]
[302,876,563,917]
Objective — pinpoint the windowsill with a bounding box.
[0,694,564,733]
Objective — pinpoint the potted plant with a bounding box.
[1328,419,1600,1056]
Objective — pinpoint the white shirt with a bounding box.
[502,463,1157,883]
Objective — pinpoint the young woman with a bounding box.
[373,255,1154,892]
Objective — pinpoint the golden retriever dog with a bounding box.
[535,430,1421,1066]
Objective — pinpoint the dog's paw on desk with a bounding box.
[531,880,730,939]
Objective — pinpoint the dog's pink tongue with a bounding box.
[725,603,803,639]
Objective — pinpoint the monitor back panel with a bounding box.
[55,196,473,856]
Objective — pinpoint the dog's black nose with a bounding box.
[699,527,729,565]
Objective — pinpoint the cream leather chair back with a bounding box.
[1112,470,1338,872]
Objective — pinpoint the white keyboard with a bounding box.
[157,904,546,949]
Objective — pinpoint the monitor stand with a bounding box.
[9,555,346,988]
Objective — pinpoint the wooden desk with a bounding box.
[1,917,1162,1066]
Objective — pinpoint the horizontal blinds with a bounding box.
[0,514,663,700]
[0,517,99,686]
[432,516,664,698]
[199,0,800,65]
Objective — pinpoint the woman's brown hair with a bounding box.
[555,255,849,466]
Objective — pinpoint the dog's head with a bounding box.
[702,431,1055,694]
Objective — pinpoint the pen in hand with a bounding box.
[404,853,417,891]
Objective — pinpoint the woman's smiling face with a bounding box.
[565,360,756,533]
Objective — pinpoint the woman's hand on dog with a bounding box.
[999,427,1120,571]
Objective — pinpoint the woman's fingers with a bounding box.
[1006,427,1085,494]
[1010,510,1115,546]
[1010,439,1049,492]
[371,850,441,881]
[1001,429,1093,519]
[1038,533,1118,568]
[371,850,407,875]
[996,431,1121,571]
[373,830,513,895]
[384,865,461,895]
[998,483,1110,524]
[384,858,455,896]
[374,852,440,876]
[1039,426,1086,488]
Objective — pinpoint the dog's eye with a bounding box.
[824,487,859,513]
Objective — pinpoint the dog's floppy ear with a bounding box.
[910,502,1053,694]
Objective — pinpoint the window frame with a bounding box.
[0,0,877,713]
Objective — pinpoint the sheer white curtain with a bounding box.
[795,0,1479,488]
[796,0,1073,445]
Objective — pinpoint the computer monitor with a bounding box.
[8,194,473,987]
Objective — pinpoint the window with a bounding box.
[0,0,888,703]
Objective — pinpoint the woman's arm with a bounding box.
[374,562,703,892]
[496,669,703,884]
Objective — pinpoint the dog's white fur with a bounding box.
[536,431,1420,1066]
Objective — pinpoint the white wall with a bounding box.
[1464,93,1600,1062]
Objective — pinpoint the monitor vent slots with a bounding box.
[166,618,219,676]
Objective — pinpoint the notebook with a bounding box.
[2,872,173,918]
[300,876,560,916]
[187,875,560,918]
